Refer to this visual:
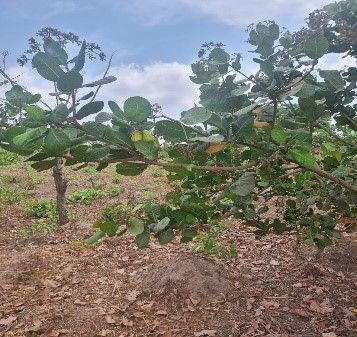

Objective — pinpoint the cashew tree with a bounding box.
[0,0,355,247]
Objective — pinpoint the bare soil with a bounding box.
[0,164,356,337]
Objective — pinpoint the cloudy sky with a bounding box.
[0,0,342,116]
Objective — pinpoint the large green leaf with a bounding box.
[157,228,174,245]
[155,120,188,142]
[304,35,329,59]
[230,172,256,197]
[43,129,71,156]
[271,125,287,145]
[123,96,151,122]
[319,70,345,91]
[13,127,46,148]
[181,107,212,125]
[116,162,148,176]
[32,52,65,82]
[108,101,125,120]
[48,104,70,123]
[57,71,83,92]
[150,217,170,233]
[134,140,159,159]
[232,113,254,139]
[288,146,316,167]
[99,220,118,237]
[135,227,150,248]
[76,101,104,120]
[128,217,144,235]
[43,37,68,65]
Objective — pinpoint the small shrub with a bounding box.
[0,187,26,207]
[195,223,237,258]
[84,165,100,178]
[0,149,21,166]
[16,218,58,238]
[68,188,102,203]
[107,186,125,197]
[112,174,122,184]
[0,174,17,183]
[102,202,133,222]
[25,199,57,218]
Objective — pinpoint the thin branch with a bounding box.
[89,52,115,103]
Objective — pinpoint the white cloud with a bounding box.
[126,0,332,26]
[1,62,200,118]
[90,62,199,117]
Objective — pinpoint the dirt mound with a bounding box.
[142,253,233,305]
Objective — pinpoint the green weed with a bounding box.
[0,149,21,166]
[0,187,26,207]
[25,199,57,218]
[68,188,102,203]
[107,186,125,197]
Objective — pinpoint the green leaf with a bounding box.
[209,47,230,64]
[48,104,70,123]
[76,101,104,120]
[95,112,112,123]
[73,41,86,72]
[108,101,125,120]
[181,107,212,125]
[288,146,316,167]
[232,113,254,139]
[43,129,71,156]
[128,217,144,235]
[57,71,83,92]
[134,141,159,159]
[32,52,65,82]
[13,127,46,148]
[271,125,287,145]
[233,103,259,116]
[231,84,250,96]
[83,76,117,87]
[123,96,151,122]
[231,54,241,71]
[151,217,170,233]
[99,220,118,237]
[157,228,174,245]
[116,162,148,176]
[31,159,56,171]
[190,134,224,143]
[86,229,105,245]
[319,70,345,91]
[230,172,256,197]
[298,97,317,112]
[304,35,329,59]
[135,227,150,248]
[155,120,188,142]
[43,37,68,64]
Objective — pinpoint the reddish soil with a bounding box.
[0,164,356,337]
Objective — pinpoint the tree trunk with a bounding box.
[52,158,69,225]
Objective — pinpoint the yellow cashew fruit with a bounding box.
[131,130,143,142]
[142,130,156,142]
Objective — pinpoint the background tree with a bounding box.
[0,0,355,247]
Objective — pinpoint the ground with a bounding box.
[0,162,356,337]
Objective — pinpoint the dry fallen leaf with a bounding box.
[194,330,217,337]
[0,315,17,326]
[270,259,280,266]
[262,299,280,309]
[105,315,116,324]
[121,317,133,327]
[322,333,337,337]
